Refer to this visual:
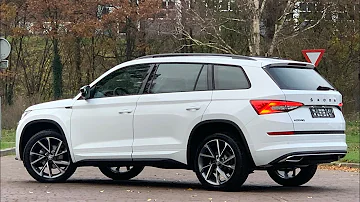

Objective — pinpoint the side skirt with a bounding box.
[75,158,191,170]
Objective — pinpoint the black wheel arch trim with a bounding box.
[187,119,255,169]
[20,119,69,160]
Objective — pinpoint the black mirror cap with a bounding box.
[80,85,91,99]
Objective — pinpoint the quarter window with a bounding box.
[92,64,151,98]
[148,63,206,94]
[214,65,250,90]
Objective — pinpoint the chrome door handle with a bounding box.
[186,106,201,111]
[118,109,133,114]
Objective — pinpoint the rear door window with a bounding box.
[214,65,250,90]
[148,63,207,94]
[266,67,334,90]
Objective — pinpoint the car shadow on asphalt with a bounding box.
[44,179,344,193]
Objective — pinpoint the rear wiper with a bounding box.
[317,86,334,91]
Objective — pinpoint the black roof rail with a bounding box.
[137,53,256,61]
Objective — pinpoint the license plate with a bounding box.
[310,107,335,118]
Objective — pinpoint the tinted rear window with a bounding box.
[266,67,334,90]
[214,65,250,90]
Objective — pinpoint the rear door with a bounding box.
[133,63,211,163]
[265,66,345,132]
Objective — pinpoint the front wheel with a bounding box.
[23,130,76,183]
[194,133,249,191]
[99,166,144,180]
[267,165,317,186]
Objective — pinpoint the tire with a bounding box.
[267,165,317,186]
[99,166,144,180]
[194,133,249,191]
[23,130,76,183]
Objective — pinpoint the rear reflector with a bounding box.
[250,100,304,115]
[267,131,295,135]
[337,102,343,111]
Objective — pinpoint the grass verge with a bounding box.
[340,120,359,163]
[1,129,15,150]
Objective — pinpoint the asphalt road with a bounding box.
[1,156,359,202]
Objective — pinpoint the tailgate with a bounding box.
[283,90,345,132]
[264,65,345,132]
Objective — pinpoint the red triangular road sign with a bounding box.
[302,49,325,67]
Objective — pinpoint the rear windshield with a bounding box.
[266,67,334,90]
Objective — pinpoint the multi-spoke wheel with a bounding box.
[23,130,76,182]
[194,133,249,191]
[267,165,317,186]
[99,166,144,180]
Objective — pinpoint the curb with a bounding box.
[322,162,360,169]
[0,147,15,157]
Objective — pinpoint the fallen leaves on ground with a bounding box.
[318,165,359,172]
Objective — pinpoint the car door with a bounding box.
[70,64,152,162]
[133,63,212,164]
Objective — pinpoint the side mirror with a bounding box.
[80,85,91,99]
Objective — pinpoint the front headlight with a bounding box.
[21,110,32,120]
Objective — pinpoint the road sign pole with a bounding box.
[0,37,11,140]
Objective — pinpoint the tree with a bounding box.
[27,0,73,99]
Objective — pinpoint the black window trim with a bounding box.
[211,64,252,90]
[139,63,156,94]
[140,62,212,95]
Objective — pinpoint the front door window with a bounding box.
[92,64,151,98]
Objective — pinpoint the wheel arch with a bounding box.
[187,119,255,170]
[19,119,69,160]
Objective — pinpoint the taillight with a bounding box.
[337,102,343,111]
[250,100,304,115]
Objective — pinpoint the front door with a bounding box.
[70,64,152,162]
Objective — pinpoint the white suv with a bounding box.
[16,53,347,191]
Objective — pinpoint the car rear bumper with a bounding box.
[251,134,347,166]
[266,150,346,168]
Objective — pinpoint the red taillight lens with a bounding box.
[337,102,343,111]
[250,100,304,115]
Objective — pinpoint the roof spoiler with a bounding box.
[264,63,314,69]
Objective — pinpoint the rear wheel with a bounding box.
[267,165,317,186]
[99,166,144,180]
[194,133,249,191]
[23,130,76,182]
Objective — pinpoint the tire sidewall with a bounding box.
[194,133,249,191]
[99,166,145,180]
[267,165,318,186]
[23,130,76,183]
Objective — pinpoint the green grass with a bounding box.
[0,121,359,163]
[1,129,15,150]
[340,120,360,163]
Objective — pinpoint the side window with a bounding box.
[148,63,205,94]
[93,64,151,98]
[214,65,250,90]
[194,65,208,91]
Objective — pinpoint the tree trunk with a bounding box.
[125,17,134,61]
[75,37,82,88]
[52,38,63,99]
[248,0,261,56]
